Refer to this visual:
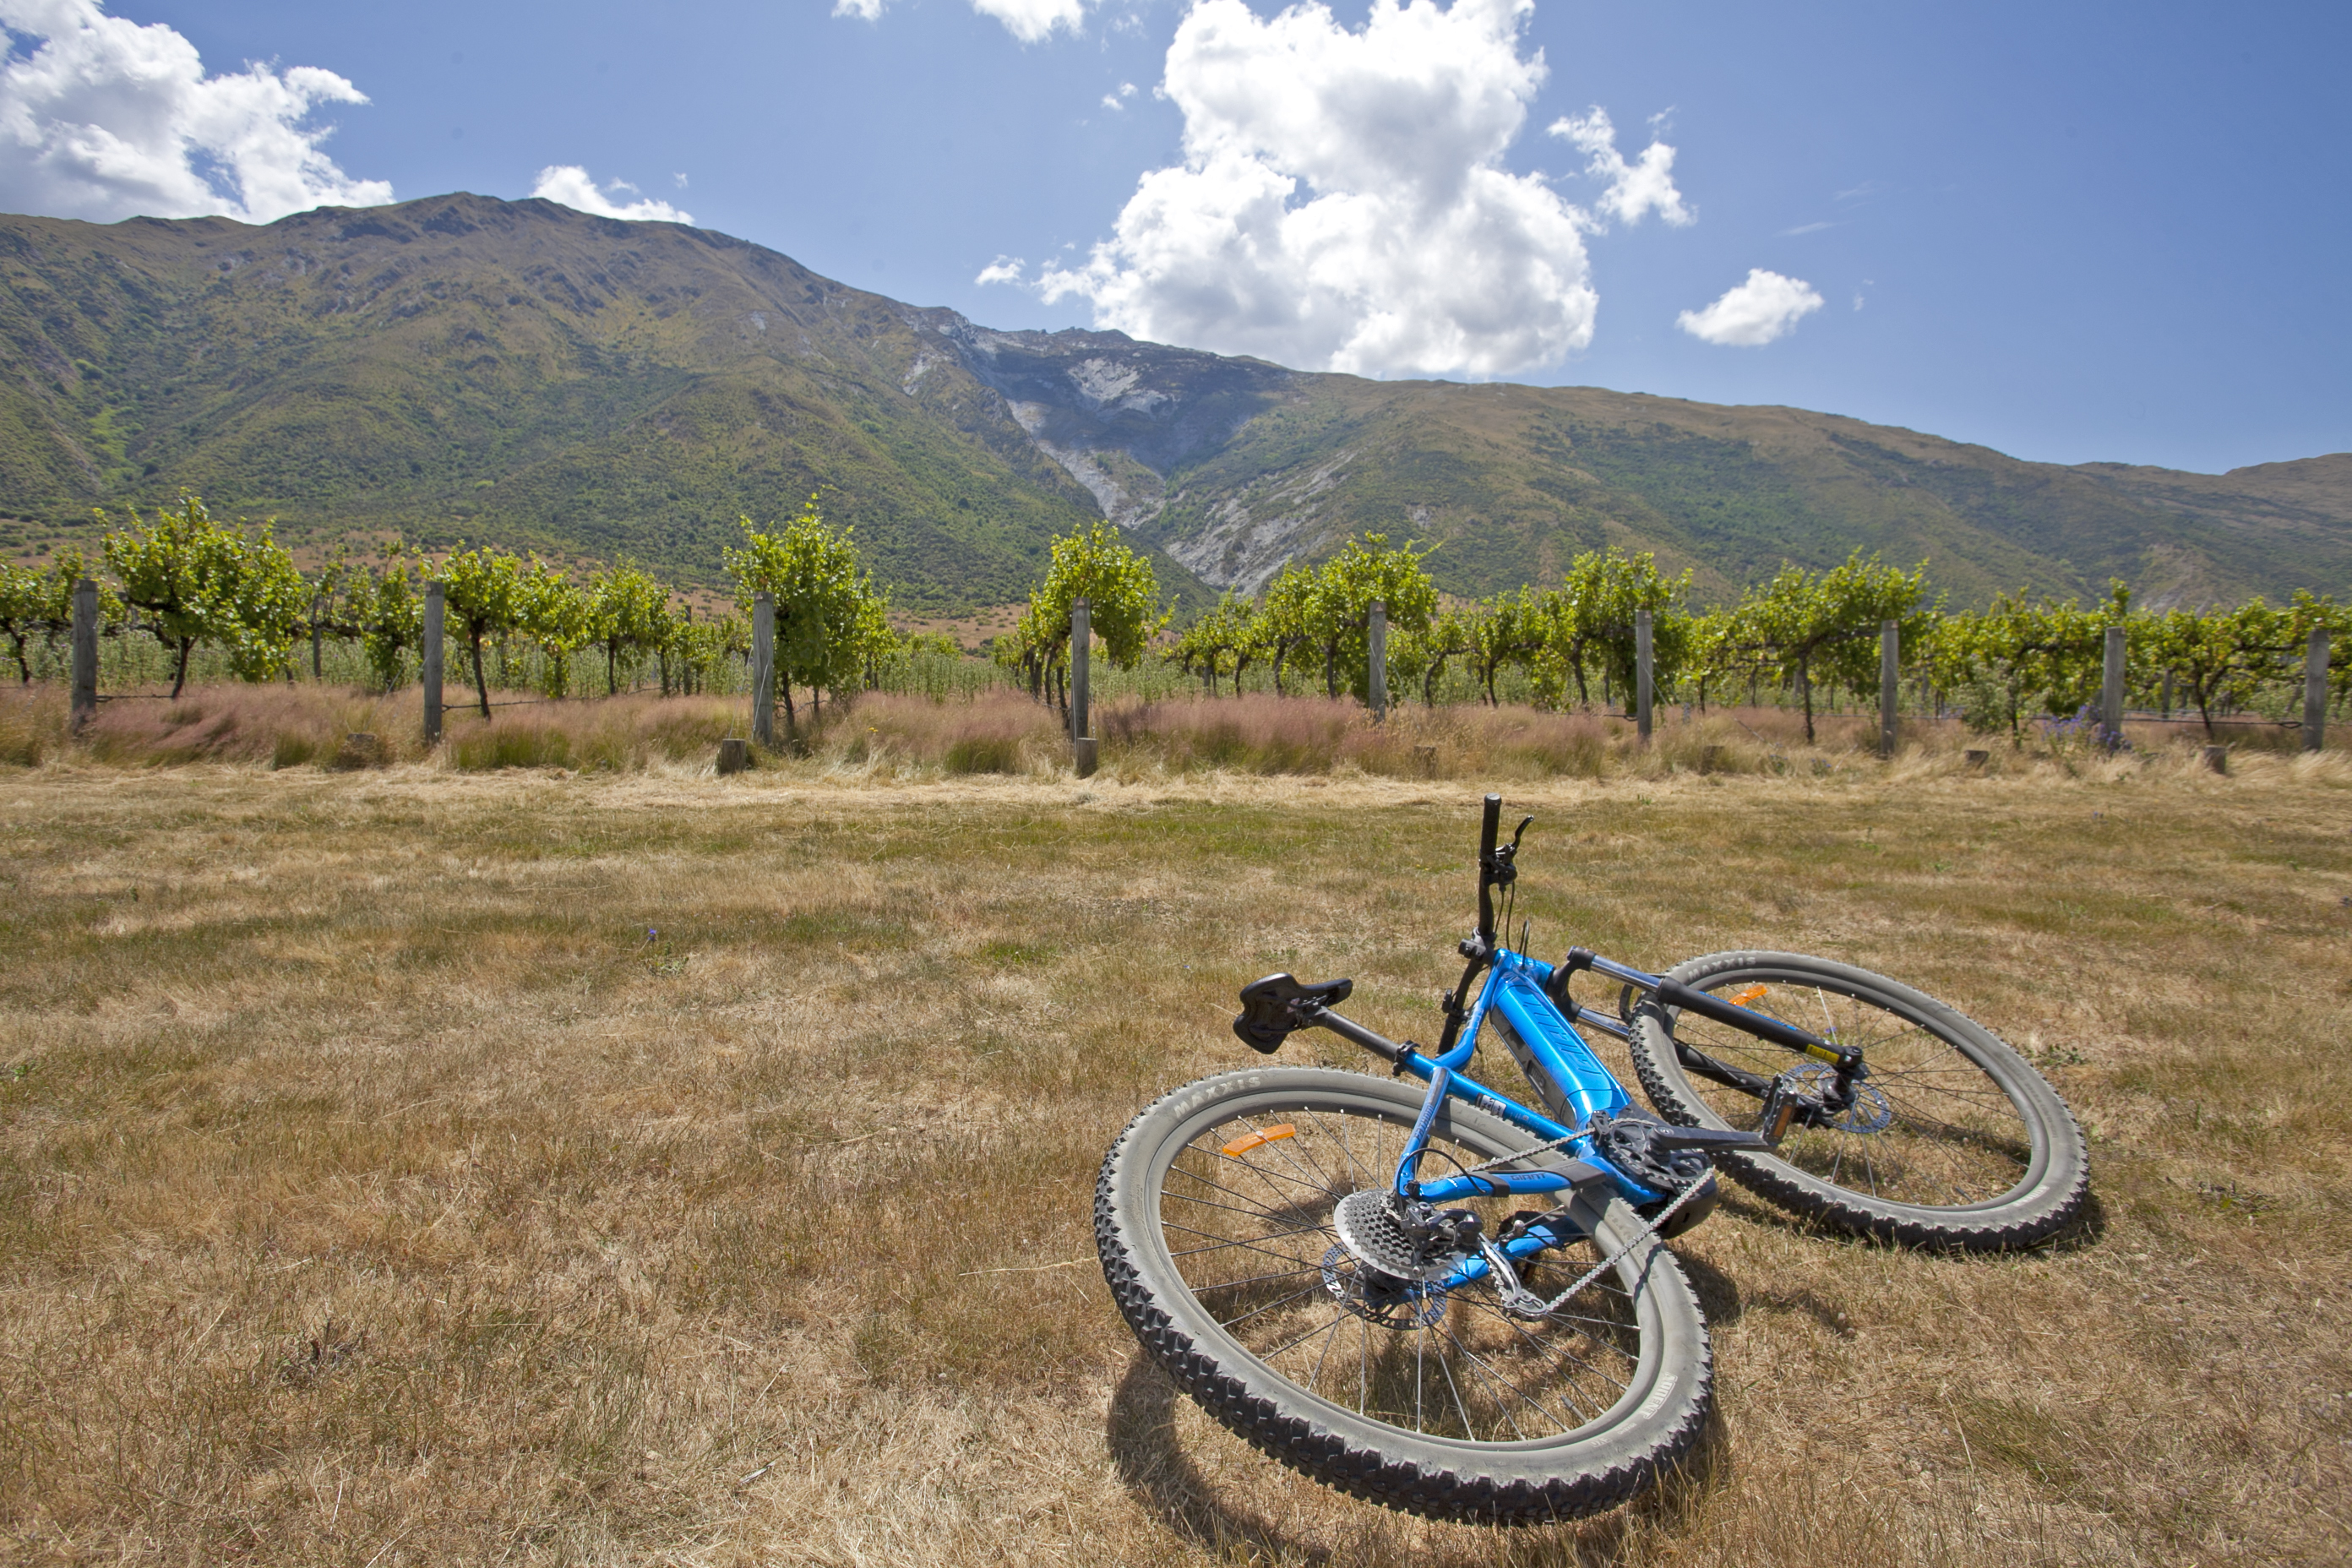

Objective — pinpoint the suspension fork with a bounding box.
[1549,946,1870,1104]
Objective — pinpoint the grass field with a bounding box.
[3,753,2348,1565]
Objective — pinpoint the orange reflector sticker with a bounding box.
[1729,984,1770,1008]
[1222,1124,1297,1157]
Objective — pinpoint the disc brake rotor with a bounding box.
[1321,1244,1447,1328]
[1790,1064,1895,1133]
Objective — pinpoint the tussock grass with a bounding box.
[8,680,2329,781]
[2,760,2348,1564]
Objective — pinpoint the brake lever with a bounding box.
[1482,815,1537,885]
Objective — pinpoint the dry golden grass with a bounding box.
[2,754,2348,1565]
[7,678,2326,781]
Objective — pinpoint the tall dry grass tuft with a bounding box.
[836,690,1064,775]
[439,693,742,771]
[71,683,430,767]
[0,683,67,765]
[4,677,2336,781]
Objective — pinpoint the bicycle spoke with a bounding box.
[1453,1296,1632,1404]
[1160,1182,1314,1223]
[1433,1325,1536,1441]
[1456,1296,1612,1423]
[1162,1223,1331,1266]
[1257,1306,1355,1364]
[1217,1279,1330,1332]
[1431,1328,1481,1440]
[1192,1262,1326,1295]
[1232,1112,1345,1198]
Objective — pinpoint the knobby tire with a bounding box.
[1627,951,2088,1250]
[1095,1066,1712,1523]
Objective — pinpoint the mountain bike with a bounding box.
[1094,794,2089,1522]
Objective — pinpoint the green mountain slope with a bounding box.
[2,193,2344,612]
[0,195,1113,610]
[959,329,2352,607]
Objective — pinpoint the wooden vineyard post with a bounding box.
[1368,599,1388,721]
[751,591,775,747]
[2307,625,2331,753]
[1879,619,1899,760]
[422,581,444,746]
[2100,625,2126,750]
[69,578,97,733]
[1070,596,1096,777]
[1635,607,1653,744]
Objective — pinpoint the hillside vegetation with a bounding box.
[0,196,1106,611]
[2,194,2346,612]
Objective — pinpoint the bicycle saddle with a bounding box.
[1233,973,1353,1054]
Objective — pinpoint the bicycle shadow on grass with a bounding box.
[1104,1350,1730,1565]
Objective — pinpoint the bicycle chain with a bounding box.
[1497,1176,1710,1320]
[1443,1122,1712,1321]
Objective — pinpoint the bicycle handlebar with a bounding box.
[1475,792,1502,946]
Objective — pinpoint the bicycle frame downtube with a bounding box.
[1299,952,1669,1211]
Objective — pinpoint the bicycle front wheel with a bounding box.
[1094,1066,1712,1523]
[1627,952,2088,1250]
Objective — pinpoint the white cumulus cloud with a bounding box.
[974,254,1026,286]
[1549,106,1690,228]
[0,0,390,223]
[971,0,1092,44]
[529,166,691,224]
[838,0,1088,38]
[1041,0,1663,379]
[1676,268,1823,346]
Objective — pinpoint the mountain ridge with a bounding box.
[1,193,2343,611]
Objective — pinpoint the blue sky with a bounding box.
[4,0,2346,475]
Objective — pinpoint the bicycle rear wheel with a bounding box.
[1095,1066,1712,1523]
[1627,951,2088,1250]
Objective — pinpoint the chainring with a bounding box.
[1590,1114,1712,1194]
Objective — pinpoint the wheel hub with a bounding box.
[1320,1244,1447,1327]
[1788,1064,1895,1133]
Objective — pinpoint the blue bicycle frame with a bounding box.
[1381,947,1672,1292]
[1228,795,1777,1297]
